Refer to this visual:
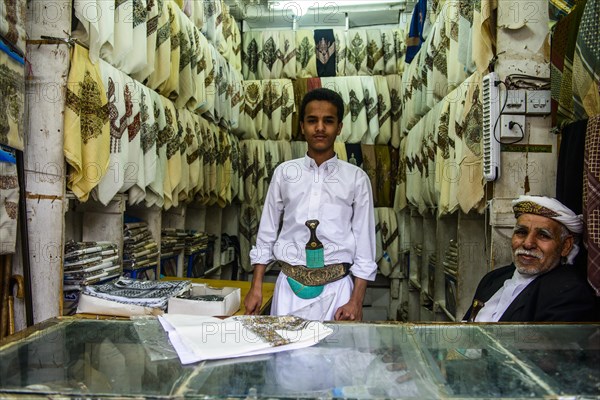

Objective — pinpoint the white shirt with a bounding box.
[475,269,537,322]
[250,154,377,282]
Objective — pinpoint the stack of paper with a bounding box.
[160,314,334,364]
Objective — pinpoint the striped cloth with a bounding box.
[584,115,600,296]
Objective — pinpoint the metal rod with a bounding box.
[16,150,33,327]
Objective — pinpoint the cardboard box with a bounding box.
[168,284,241,316]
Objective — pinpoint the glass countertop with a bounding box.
[0,318,598,399]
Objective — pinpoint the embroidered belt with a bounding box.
[279,261,351,286]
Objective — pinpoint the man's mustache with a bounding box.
[514,248,543,259]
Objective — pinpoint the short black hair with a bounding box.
[299,87,344,123]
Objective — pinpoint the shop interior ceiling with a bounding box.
[224,0,413,28]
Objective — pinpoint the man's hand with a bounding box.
[334,299,363,321]
[244,286,263,315]
[244,264,267,315]
[334,277,368,321]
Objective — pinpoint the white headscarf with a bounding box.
[512,195,583,264]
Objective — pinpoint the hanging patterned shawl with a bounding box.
[218,6,233,59]
[405,0,427,64]
[296,29,317,78]
[192,27,208,111]
[242,30,261,80]
[277,140,292,163]
[229,67,244,134]
[346,29,369,76]
[321,77,352,142]
[446,0,467,90]
[361,144,378,206]
[260,31,283,79]
[0,149,18,254]
[177,110,193,202]
[201,43,218,121]
[73,0,114,64]
[374,76,392,145]
[279,30,297,79]
[393,130,407,211]
[190,0,205,32]
[229,134,240,201]
[314,29,336,77]
[146,89,168,208]
[584,115,600,296]
[421,111,436,209]
[435,96,452,217]
[197,117,212,202]
[99,0,133,69]
[0,42,24,151]
[94,60,129,206]
[186,111,201,202]
[203,0,223,48]
[404,116,424,211]
[307,77,321,91]
[239,203,262,272]
[413,42,430,118]
[472,0,496,74]
[361,76,380,144]
[458,0,476,75]
[160,96,180,209]
[120,76,144,194]
[263,140,280,186]
[261,79,295,141]
[374,145,392,207]
[366,29,384,76]
[280,80,296,141]
[345,143,363,168]
[161,1,182,100]
[334,141,348,161]
[64,45,109,202]
[175,14,195,109]
[122,0,148,74]
[456,72,485,214]
[215,52,231,127]
[376,207,399,276]
[389,146,399,208]
[334,29,347,77]
[393,28,406,75]
[173,109,189,205]
[291,78,308,140]
[572,0,600,120]
[386,74,402,149]
[0,0,25,55]
[206,121,220,205]
[146,0,172,90]
[346,76,368,143]
[132,0,159,82]
[227,13,243,73]
[239,80,263,140]
[432,12,450,102]
[239,139,265,205]
[129,86,157,205]
[381,29,396,76]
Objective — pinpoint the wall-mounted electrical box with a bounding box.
[504,90,526,114]
[500,115,526,139]
[526,90,551,115]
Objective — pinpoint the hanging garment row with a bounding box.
[242,27,406,80]
[64,44,241,209]
[73,0,242,113]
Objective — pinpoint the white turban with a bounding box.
[512,195,583,264]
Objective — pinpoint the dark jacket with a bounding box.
[464,263,600,322]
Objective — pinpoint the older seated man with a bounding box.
[464,195,599,322]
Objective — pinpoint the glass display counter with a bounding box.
[0,318,598,399]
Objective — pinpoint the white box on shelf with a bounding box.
[167,283,241,316]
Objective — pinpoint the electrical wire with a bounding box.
[493,80,525,145]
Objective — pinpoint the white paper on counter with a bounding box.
[159,314,333,364]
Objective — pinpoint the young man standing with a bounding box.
[244,88,377,321]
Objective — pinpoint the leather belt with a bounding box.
[278,261,351,286]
